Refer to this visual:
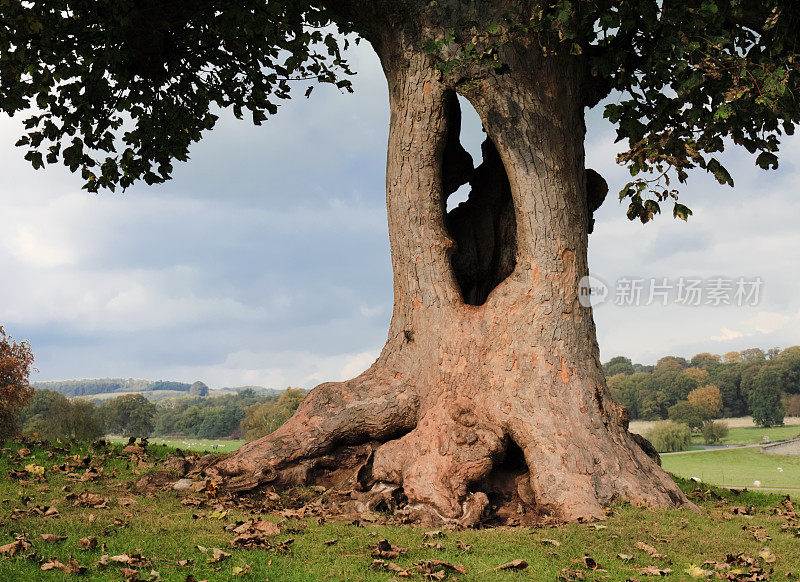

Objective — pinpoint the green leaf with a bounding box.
[706,158,734,186]
[673,203,693,221]
[755,152,779,170]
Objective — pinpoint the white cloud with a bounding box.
[711,328,746,342]
[156,348,381,389]
[747,311,793,335]
[2,41,800,385]
[4,225,78,267]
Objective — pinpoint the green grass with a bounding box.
[662,447,800,491]
[693,424,800,446]
[84,390,189,402]
[2,441,799,581]
[107,436,245,453]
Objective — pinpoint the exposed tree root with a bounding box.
[197,363,696,527]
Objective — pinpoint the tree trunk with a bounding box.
[203,20,692,525]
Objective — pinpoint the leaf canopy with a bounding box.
[1,0,798,221]
[0,0,353,191]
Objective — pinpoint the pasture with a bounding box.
[106,436,245,453]
[1,440,799,581]
[661,448,800,494]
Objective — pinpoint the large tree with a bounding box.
[0,326,34,441]
[2,1,798,524]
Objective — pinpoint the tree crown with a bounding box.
[1,0,797,222]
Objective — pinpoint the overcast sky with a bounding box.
[2,43,799,389]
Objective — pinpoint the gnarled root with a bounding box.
[371,396,504,526]
[198,367,418,491]
[198,369,695,526]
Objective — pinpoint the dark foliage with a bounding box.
[605,345,799,423]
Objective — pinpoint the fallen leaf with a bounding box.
[639,565,673,576]
[495,559,528,571]
[39,533,67,543]
[40,556,85,574]
[74,491,107,508]
[417,559,467,575]
[63,556,86,574]
[700,560,730,571]
[253,520,280,535]
[371,538,408,559]
[277,538,294,553]
[423,530,446,540]
[731,506,754,515]
[370,559,413,577]
[540,538,561,546]
[582,555,602,570]
[0,537,32,557]
[684,564,713,578]
[758,547,776,564]
[120,567,141,581]
[25,464,45,476]
[118,497,137,507]
[41,559,65,571]
[636,541,667,559]
[456,540,473,552]
[77,536,98,550]
[743,526,772,543]
[232,565,251,576]
[558,568,586,580]
[231,532,272,550]
[207,548,230,563]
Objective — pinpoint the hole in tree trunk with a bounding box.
[479,437,540,526]
[441,93,517,306]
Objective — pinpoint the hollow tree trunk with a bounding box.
[203,18,691,525]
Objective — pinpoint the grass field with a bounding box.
[662,447,800,491]
[629,416,800,435]
[630,417,800,449]
[113,425,800,455]
[85,390,189,402]
[704,424,800,446]
[2,440,799,581]
[107,436,245,453]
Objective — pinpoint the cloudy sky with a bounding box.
[2,42,799,389]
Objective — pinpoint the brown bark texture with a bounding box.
[201,5,693,525]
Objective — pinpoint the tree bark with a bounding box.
[203,15,692,525]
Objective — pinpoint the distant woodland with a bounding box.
[32,378,283,399]
[15,345,798,445]
[604,346,800,427]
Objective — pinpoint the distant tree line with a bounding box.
[240,388,305,441]
[605,346,800,428]
[15,387,306,442]
[33,377,192,398]
[153,388,277,439]
[14,345,795,443]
